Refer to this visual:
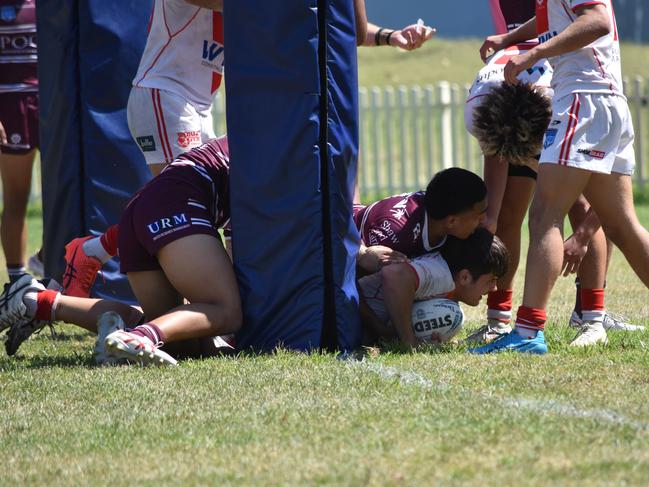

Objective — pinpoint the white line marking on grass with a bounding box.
[351,360,649,431]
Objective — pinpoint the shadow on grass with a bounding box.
[0,353,93,370]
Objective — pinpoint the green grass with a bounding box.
[358,38,649,87]
[1,209,649,485]
[2,38,649,486]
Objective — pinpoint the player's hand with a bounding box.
[0,121,7,145]
[562,234,589,276]
[479,34,508,62]
[503,51,536,84]
[391,23,436,51]
[358,245,408,273]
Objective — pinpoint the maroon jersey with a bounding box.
[354,192,446,258]
[164,135,230,230]
[499,0,535,31]
[0,0,37,91]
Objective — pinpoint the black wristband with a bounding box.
[386,30,395,46]
[375,27,384,46]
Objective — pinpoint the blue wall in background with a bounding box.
[366,0,647,43]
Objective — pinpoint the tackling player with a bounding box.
[0,136,240,365]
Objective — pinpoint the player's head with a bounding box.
[424,167,487,239]
[473,82,552,166]
[440,227,509,306]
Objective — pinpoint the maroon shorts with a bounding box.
[0,92,39,154]
[118,166,221,273]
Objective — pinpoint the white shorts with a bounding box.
[126,86,215,165]
[539,93,635,175]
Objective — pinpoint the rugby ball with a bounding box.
[411,298,464,343]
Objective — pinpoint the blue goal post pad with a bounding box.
[38,0,152,301]
[225,0,362,352]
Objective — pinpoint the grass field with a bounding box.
[2,39,649,486]
[1,205,649,485]
[357,38,649,86]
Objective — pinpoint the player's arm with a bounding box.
[357,285,397,340]
[479,17,537,62]
[381,262,419,347]
[0,120,6,145]
[504,5,611,83]
[364,21,435,50]
[357,243,408,277]
[482,154,508,233]
[354,0,368,46]
[184,0,223,10]
[562,208,602,276]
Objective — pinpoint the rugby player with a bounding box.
[0,136,240,365]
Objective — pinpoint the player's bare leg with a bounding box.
[105,234,242,365]
[583,173,649,288]
[567,196,608,346]
[53,296,144,333]
[0,149,36,281]
[467,175,534,343]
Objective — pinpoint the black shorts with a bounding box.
[507,163,537,180]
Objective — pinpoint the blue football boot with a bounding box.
[469,330,548,354]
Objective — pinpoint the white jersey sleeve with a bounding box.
[407,253,456,301]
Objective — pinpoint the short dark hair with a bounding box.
[473,82,552,166]
[424,167,487,220]
[440,227,509,280]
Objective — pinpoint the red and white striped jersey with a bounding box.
[133,0,224,111]
[536,0,622,99]
[0,0,37,93]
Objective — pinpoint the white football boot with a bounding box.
[602,312,645,332]
[94,311,126,365]
[570,320,608,347]
[0,275,45,334]
[464,319,512,345]
[569,311,645,332]
[105,329,178,366]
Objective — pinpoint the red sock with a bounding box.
[99,224,119,257]
[35,290,60,321]
[515,306,546,333]
[580,288,605,322]
[487,289,513,323]
[130,322,167,344]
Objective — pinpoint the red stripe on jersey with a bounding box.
[535,0,549,35]
[561,2,575,20]
[135,7,201,87]
[559,95,579,164]
[591,48,614,91]
[489,0,507,34]
[211,12,224,94]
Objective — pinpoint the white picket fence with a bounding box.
[25,77,649,203]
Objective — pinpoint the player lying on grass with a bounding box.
[359,227,508,347]
[354,167,488,276]
[0,136,241,365]
[466,79,643,348]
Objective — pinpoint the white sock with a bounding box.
[582,310,605,323]
[22,290,38,319]
[82,237,112,264]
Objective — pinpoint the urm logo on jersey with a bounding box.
[201,40,224,73]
